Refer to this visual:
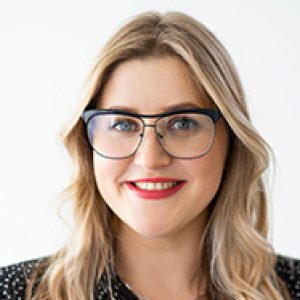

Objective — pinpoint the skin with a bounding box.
[93,56,229,299]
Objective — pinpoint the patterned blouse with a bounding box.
[0,255,299,299]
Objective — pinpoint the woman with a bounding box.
[0,11,299,300]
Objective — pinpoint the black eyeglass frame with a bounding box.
[82,108,222,160]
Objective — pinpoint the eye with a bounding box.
[168,117,199,131]
[110,118,140,132]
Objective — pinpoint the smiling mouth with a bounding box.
[131,181,181,191]
[125,180,186,200]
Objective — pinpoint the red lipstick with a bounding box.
[125,177,186,200]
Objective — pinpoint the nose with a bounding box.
[133,124,172,170]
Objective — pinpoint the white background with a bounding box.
[0,0,299,265]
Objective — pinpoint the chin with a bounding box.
[124,218,182,239]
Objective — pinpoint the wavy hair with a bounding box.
[27,11,289,299]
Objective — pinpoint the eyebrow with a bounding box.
[104,102,203,113]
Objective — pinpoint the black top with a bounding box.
[0,255,299,299]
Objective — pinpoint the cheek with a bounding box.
[186,147,225,178]
[185,158,223,188]
[93,154,127,197]
[183,145,227,200]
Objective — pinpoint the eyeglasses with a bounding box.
[82,108,222,160]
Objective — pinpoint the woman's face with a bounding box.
[93,56,228,238]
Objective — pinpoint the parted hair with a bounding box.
[26,11,289,299]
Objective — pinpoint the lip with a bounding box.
[125,177,186,200]
[130,177,184,183]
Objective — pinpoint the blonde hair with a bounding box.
[27,11,289,299]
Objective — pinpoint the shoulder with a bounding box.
[275,254,300,299]
[0,257,48,299]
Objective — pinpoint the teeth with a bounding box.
[134,182,179,190]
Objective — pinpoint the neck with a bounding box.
[114,215,208,300]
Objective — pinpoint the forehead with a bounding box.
[98,56,211,113]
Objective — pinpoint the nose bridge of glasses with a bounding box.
[140,121,163,140]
